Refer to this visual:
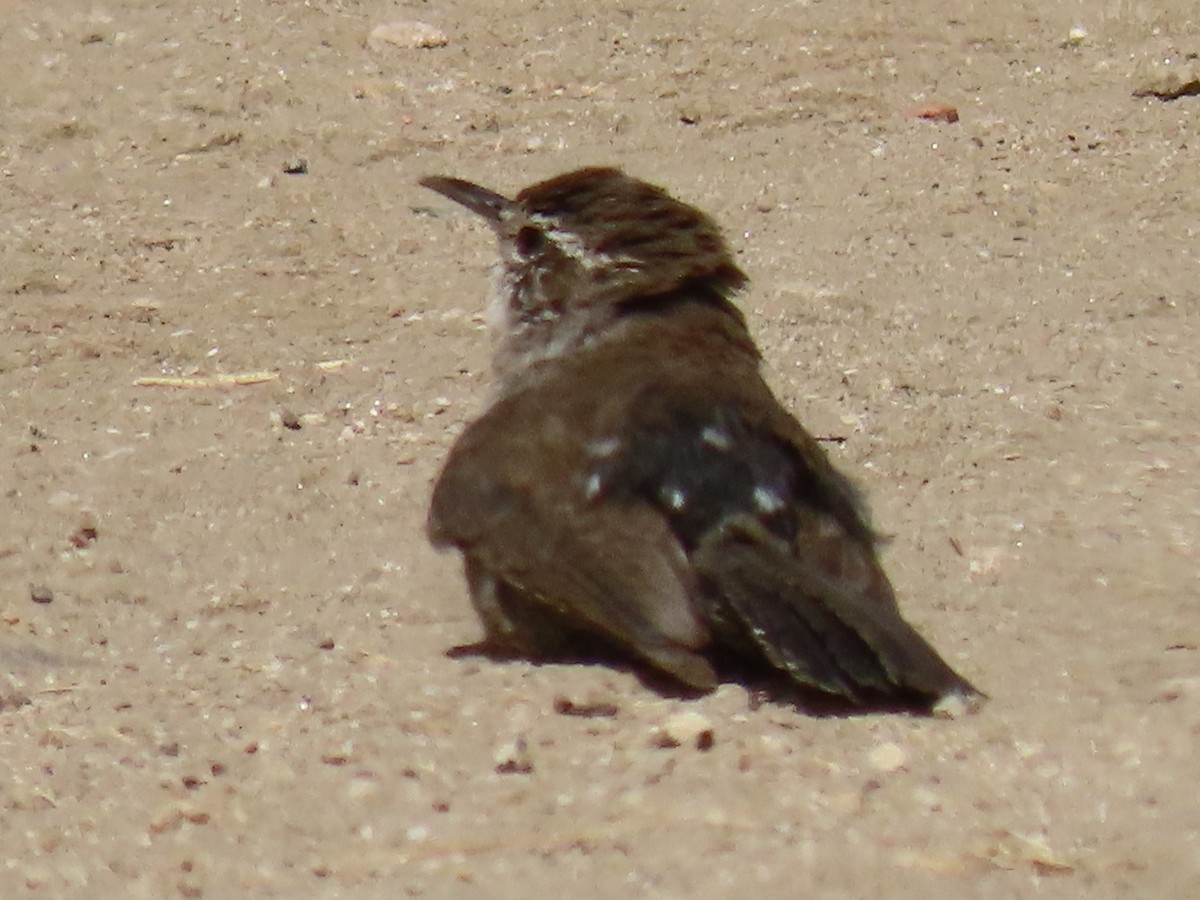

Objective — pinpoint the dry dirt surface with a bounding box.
[2,1,1199,897]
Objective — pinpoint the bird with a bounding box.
[420,166,982,712]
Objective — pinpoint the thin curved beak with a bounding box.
[420,175,514,225]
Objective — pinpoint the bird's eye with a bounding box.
[515,226,545,256]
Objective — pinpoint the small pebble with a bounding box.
[652,710,714,750]
[494,736,534,774]
[553,695,619,718]
[1132,58,1200,100]
[367,21,449,52]
[1062,25,1088,48]
[30,585,54,604]
[868,741,908,773]
[932,690,985,719]
[904,103,960,124]
[69,524,98,548]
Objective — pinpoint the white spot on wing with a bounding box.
[753,485,786,514]
[587,436,622,458]
[584,472,603,500]
[661,484,687,511]
[700,426,732,450]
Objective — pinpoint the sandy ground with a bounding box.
[2,0,1199,896]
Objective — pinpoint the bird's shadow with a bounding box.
[446,642,937,719]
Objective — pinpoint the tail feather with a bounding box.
[694,516,978,705]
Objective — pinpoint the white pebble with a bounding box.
[868,741,908,773]
[493,737,534,774]
[932,689,985,719]
[652,710,714,749]
[367,21,449,52]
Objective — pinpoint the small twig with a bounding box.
[176,131,243,156]
[134,372,280,388]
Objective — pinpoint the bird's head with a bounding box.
[421,167,748,382]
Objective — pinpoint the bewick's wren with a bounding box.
[422,167,981,710]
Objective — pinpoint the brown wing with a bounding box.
[577,317,979,705]
[427,394,716,690]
